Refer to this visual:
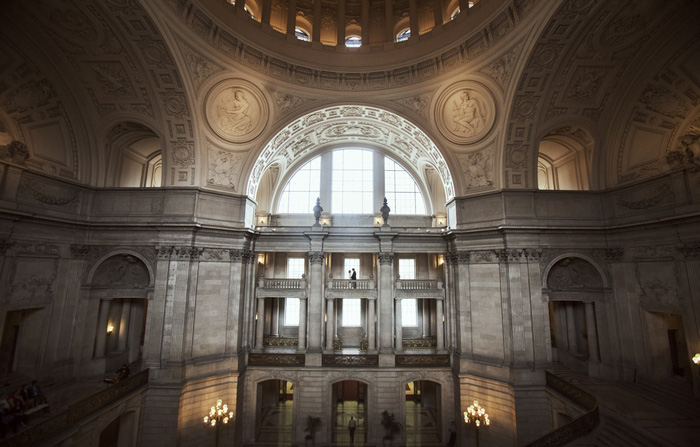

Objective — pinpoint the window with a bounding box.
[396,29,411,42]
[342,299,362,327]
[344,258,360,280]
[284,258,305,326]
[385,158,426,214]
[276,149,427,216]
[295,28,310,42]
[345,36,362,48]
[278,157,321,213]
[332,149,373,214]
[399,259,417,327]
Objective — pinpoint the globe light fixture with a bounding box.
[464,400,490,447]
[203,398,234,446]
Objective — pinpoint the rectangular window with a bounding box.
[331,149,374,214]
[344,258,360,280]
[399,258,417,326]
[284,257,305,326]
[342,298,362,327]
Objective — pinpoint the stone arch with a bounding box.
[542,254,607,291]
[88,252,153,289]
[536,125,596,191]
[247,104,455,216]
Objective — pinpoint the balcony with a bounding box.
[395,279,445,299]
[256,275,307,298]
[325,276,377,299]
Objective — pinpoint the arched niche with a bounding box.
[537,126,595,191]
[104,121,163,188]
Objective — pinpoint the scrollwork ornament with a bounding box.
[229,249,244,262]
[456,251,470,264]
[309,252,325,265]
[378,253,393,265]
[70,244,91,259]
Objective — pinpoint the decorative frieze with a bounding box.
[681,243,700,259]
[155,245,173,260]
[263,336,298,347]
[395,355,450,367]
[402,338,437,349]
[248,353,305,366]
[14,242,61,258]
[70,244,91,259]
[322,355,378,367]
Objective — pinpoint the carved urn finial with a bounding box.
[313,197,323,226]
[380,197,391,226]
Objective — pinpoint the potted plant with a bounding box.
[304,415,322,446]
[380,410,401,446]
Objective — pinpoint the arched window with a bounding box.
[396,29,411,42]
[295,28,311,42]
[275,148,428,215]
[345,36,362,48]
[277,157,321,213]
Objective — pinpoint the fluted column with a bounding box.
[436,298,444,350]
[361,0,370,44]
[384,0,394,42]
[272,299,280,337]
[287,0,297,35]
[337,0,346,45]
[421,300,429,337]
[585,302,600,362]
[409,0,418,38]
[118,300,131,352]
[255,298,265,349]
[395,298,403,351]
[326,298,335,351]
[367,298,376,351]
[313,0,322,42]
[298,298,308,351]
[94,300,110,358]
[565,302,578,353]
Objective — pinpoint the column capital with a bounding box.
[155,245,173,260]
[378,252,394,265]
[309,251,325,265]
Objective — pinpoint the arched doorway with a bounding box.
[405,380,441,446]
[256,379,294,442]
[331,380,367,443]
[98,411,137,447]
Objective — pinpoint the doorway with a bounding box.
[405,380,441,446]
[256,379,294,442]
[332,380,367,443]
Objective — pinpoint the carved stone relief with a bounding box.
[207,144,245,191]
[547,257,603,290]
[435,82,496,144]
[205,79,268,143]
[92,254,150,288]
[17,177,80,211]
[393,93,432,118]
[457,146,494,189]
[7,257,58,303]
[615,183,673,211]
[635,261,681,312]
[272,91,313,115]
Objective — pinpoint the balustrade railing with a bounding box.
[524,371,599,447]
[327,278,375,290]
[4,369,149,447]
[396,279,443,290]
[258,276,307,289]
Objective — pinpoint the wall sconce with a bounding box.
[693,353,700,366]
[258,254,265,265]
[258,216,267,225]
[322,218,331,226]
[107,324,114,334]
[438,255,444,266]
[374,217,382,225]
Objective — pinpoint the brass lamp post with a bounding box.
[203,398,234,447]
[464,400,490,447]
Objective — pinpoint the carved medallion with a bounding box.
[205,79,268,143]
[435,82,496,144]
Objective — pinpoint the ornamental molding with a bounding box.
[435,81,497,145]
[204,78,268,144]
[378,253,394,265]
[309,251,325,265]
[247,105,454,201]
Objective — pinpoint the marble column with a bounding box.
[94,299,110,358]
[436,299,444,351]
[384,0,394,42]
[361,0,370,44]
[262,0,272,24]
[565,302,578,354]
[585,302,600,362]
[378,253,394,353]
[367,298,376,351]
[298,298,308,351]
[255,298,265,349]
[307,252,325,352]
[422,299,429,337]
[395,298,403,351]
[337,0,346,46]
[272,299,280,337]
[326,298,335,351]
[409,0,418,38]
[118,299,131,352]
[312,0,322,42]
[433,0,444,28]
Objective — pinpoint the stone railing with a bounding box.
[4,369,149,447]
[263,335,299,347]
[524,371,599,447]
[258,276,307,289]
[327,278,375,290]
[403,337,437,348]
[395,355,450,367]
[396,279,443,290]
[322,355,379,367]
[248,353,305,366]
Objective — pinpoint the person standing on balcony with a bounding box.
[351,268,357,288]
